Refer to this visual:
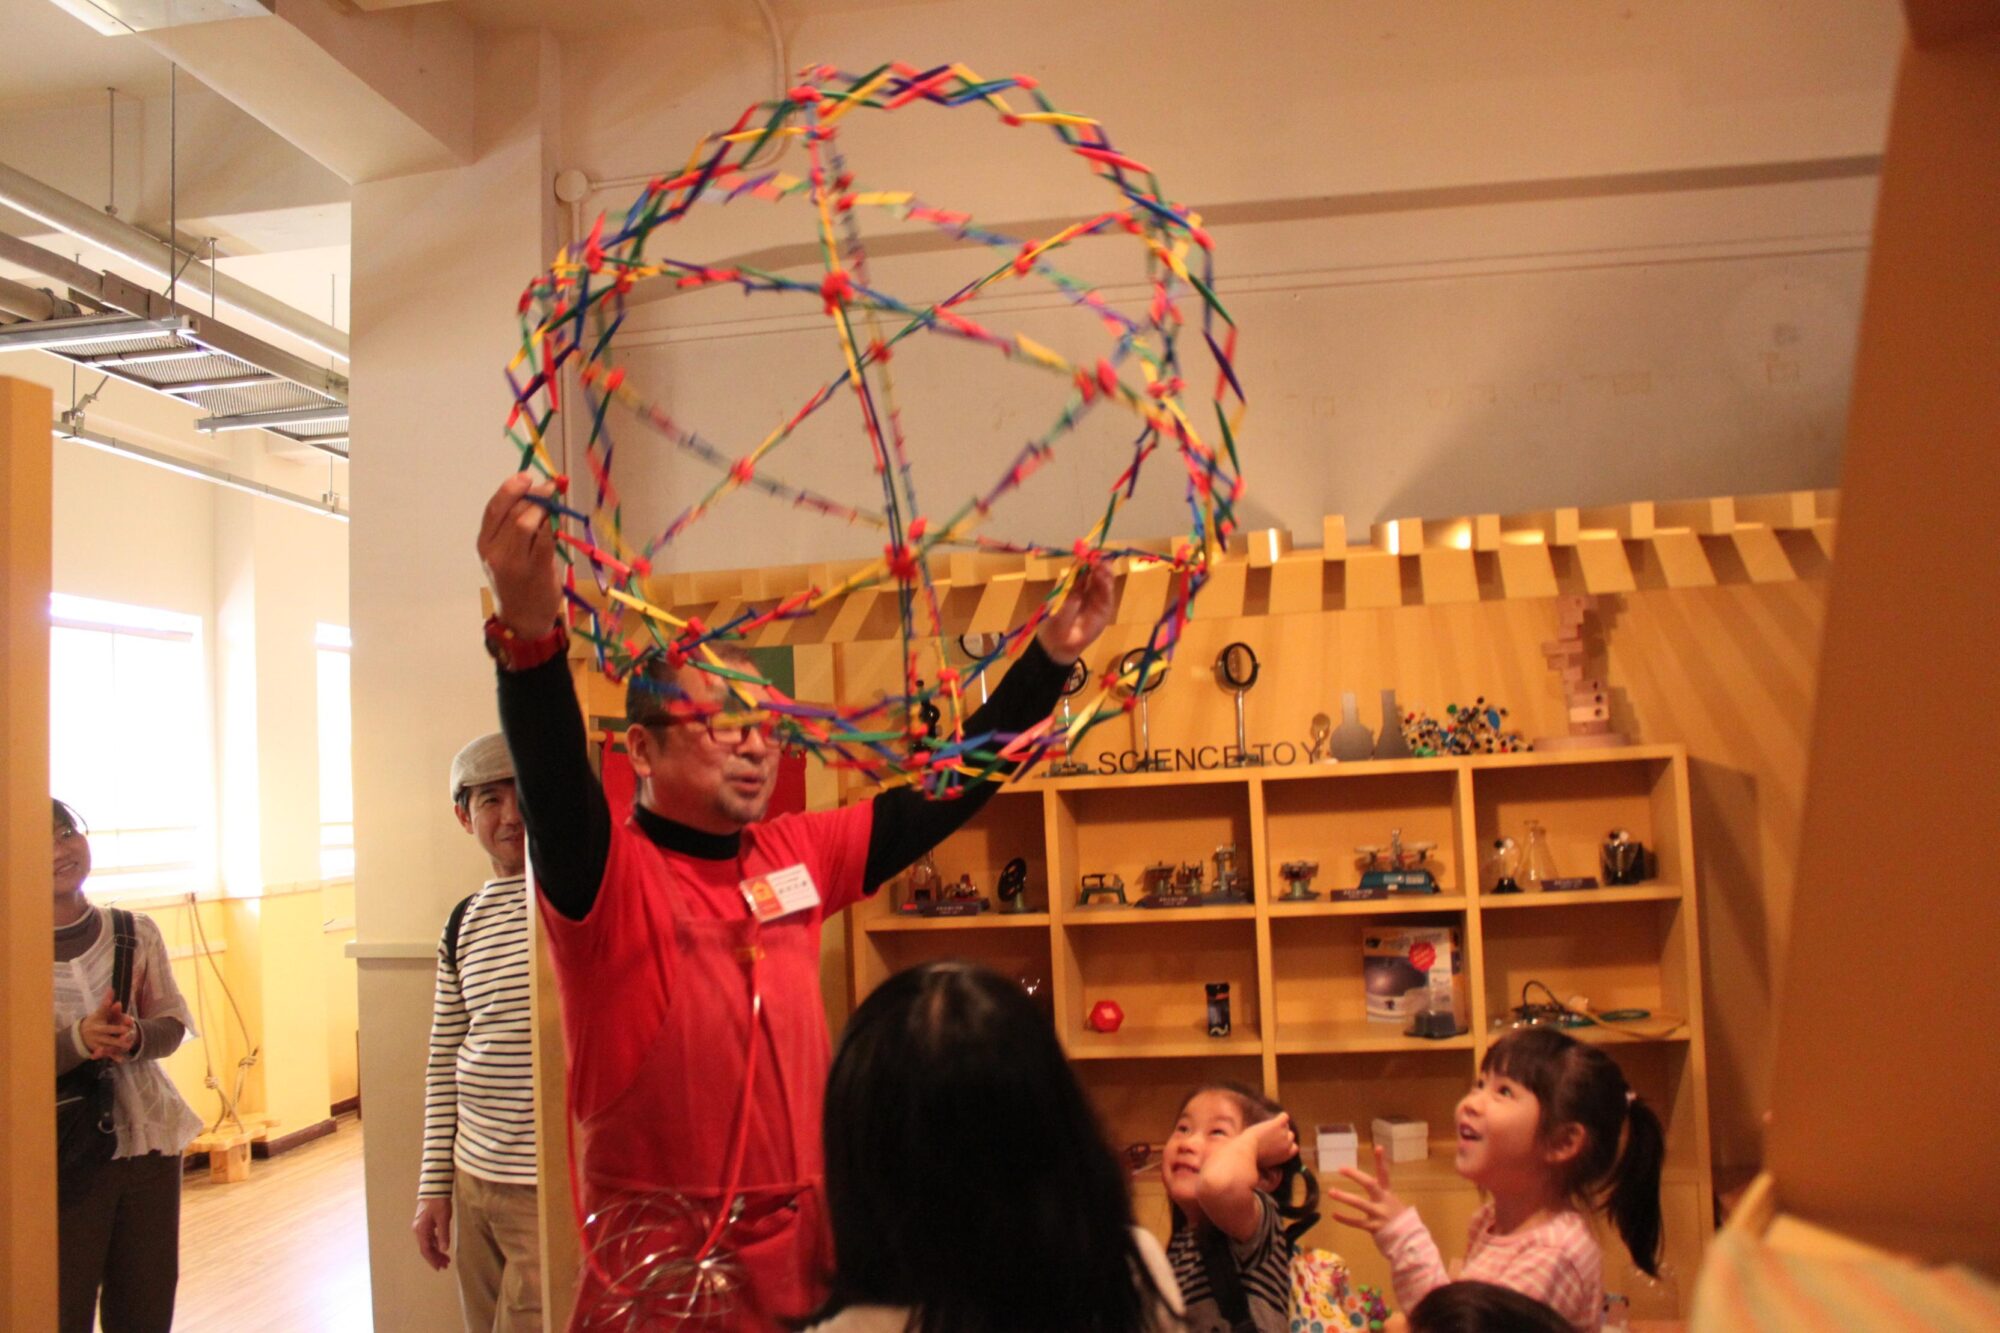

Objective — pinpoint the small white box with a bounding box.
[1316,1122,1358,1172]
[1372,1115,1429,1163]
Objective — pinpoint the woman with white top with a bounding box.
[52,799,204,1333]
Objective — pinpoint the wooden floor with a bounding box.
[176,1112,373,1332]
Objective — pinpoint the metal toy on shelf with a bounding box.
[1137,860,1205,909]
[1213,642,1262,766]
[1076,872,1128,908]
[1209,844,1250,904]
[1279,859,1321,901]
[1339,828,1441,899]
[1601,828,1649,884]
[896,851,943,914]
[996,857,1032,913]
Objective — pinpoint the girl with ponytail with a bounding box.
[1327,1027,1665,1330]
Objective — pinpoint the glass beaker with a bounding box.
[1522,820,1559,889]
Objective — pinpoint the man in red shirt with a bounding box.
[476,472,1115,1330]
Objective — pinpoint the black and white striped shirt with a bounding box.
[1167,1194,1293,1333]
[418,877,538,1195]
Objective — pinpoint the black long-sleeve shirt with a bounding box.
[496,641,1070,920]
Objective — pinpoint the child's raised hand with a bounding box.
[1327,1143,1411,1234]
[1250,1111,1298,1171]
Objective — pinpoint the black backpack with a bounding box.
[55,908,138,1191]
[442,893,476,974]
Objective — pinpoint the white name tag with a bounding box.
[740,863,821,923]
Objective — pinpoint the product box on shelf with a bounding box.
[1362,926,1466,1026]
[1316,1122,1358,1172]
[1371,1115,1429,1163]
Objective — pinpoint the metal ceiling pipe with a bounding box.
[0,273,64,321]
[0,159,349,363]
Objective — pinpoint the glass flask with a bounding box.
[1522,819,1559,889]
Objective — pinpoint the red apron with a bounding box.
[541,804,872,1332]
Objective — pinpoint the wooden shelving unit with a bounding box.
[848,744,1714,1317]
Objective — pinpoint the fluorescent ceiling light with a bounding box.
[55,421,349,522]
[0,317,190,351]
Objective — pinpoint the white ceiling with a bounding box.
[0,0,178,110]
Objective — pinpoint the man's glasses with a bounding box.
[642,710,778,748]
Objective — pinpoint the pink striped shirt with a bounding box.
[1376,1202,1603,1330]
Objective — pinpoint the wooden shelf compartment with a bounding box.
[1272,1048,1484,1297]
[863,913,1051,933]
[1268,911,1474,1054]
[1273,1049,1480,1158]
[1064,904,1257,927]
[1262,767,1465,898]
[1049,780,1255,913]
[1469,751,1686,896]
[1059,918,1262,1052]
[1478,896,1692,1031]
[851,787,1052,923]
[851,923,1054,1013]
[1477,885,1683,909]
[1269,894,1469,919]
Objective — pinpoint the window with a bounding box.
[49,593,211,898]
[316,623,354,880]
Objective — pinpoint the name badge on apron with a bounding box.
[740,864,821,923]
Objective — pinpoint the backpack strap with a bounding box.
[442,894,476,975]
[107,908,139,1011]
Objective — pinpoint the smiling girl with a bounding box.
[1162,1082,1321,1333]
[1326,1027,1664,1331]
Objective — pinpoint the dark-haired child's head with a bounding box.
[1165,1082,1282,1214]
[814,961,1170,1333]
[1164,1082,1319,1244]
[1386,1280,1573,1333]
[1464,1026,1665,1275]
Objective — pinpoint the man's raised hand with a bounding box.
[477,473,565,637]
[1036,561,1117,665]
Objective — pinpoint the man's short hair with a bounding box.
[625,642,759,726]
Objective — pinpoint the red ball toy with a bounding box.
[1086,1000,1125,1034]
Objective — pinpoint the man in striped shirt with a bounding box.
[414,733,542,1332]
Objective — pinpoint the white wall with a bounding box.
[538,0,1895,569]
[348,30,560,1331]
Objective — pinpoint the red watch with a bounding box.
[484,614,567,671]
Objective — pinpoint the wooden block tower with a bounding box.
[1535,595,1627,750]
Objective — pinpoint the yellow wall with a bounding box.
[111,882,359,1139]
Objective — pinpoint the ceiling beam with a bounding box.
[137,0,475,184]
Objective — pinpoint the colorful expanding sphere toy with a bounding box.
[505,61,1246,798]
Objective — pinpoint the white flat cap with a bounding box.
[450,732,515,804]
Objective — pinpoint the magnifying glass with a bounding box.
[1046,658,1094,777]
[1213,642,1262,766]
[1117,647,1169,771]
[956,632,997,706]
